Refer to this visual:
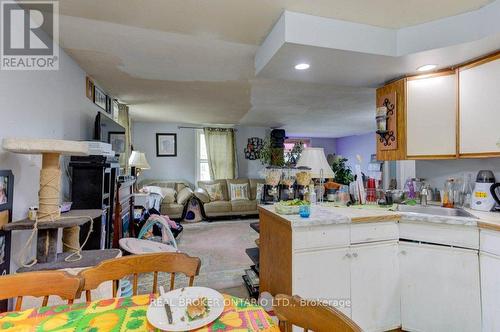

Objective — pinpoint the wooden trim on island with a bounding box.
[258,207,293,296]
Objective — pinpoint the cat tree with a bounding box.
[2,138,120,270]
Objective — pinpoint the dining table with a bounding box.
[0,293,280,331]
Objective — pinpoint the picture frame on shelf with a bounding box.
[108,132,126,154]
[105,95,113,114]
[85,76,94,101]
[156,133,177,157]
[93,86,107,110]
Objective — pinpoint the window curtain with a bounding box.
[204,128,238,180]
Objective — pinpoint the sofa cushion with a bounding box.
[177,187,193,205]
[175,182,188,193]
[231,200,258,212]
[198,180,229,201]
[229,183,249,201]
[194,188,210,203]
[162,188,176,203]
[203,201,232,214]
[205,183,224,201]
[249,179,265,200]
[160,203,184,217]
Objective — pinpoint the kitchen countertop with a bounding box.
[258,204,400,228]
[258,203,500,231]
[466,208,500,231]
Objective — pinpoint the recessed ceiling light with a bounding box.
[295,63,310,70]
[417,64,437,72]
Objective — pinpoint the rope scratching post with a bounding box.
[2,138,89,264]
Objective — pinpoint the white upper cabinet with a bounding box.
[459,56,500,155]
[406,72,457,157]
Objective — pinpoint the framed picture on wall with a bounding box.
[109,132,126,154]
[156,133,177,157]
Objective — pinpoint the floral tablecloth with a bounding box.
[0,294,279,331]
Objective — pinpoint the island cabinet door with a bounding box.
[400,242,481,332]
[350,241,400,332]
[480,252,500,332]
[293,247,351,317]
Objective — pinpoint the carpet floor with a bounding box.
[138,219,258,294]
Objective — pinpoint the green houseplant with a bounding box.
[330,155,354,185]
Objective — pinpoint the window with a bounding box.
[197,130,211,181]
[284,138,310,165]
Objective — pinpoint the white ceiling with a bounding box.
[47,0,499,137]
[53,0,494,44]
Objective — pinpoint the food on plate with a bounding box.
[186,297,210,321]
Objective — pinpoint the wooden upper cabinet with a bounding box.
[406,71,457,159]
[459,54,500,157]
[376,79,406,161]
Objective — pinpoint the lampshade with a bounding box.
[296,147,335,178]
[128,151,151,169]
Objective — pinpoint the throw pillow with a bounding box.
[230,183,249,201]
[177,187,193,205]
[205,183,224,201]
[256,183,264,201]
[161,188,176,204]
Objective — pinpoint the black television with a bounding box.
[94,112,126,153]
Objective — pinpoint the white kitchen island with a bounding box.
[258,204,500,332]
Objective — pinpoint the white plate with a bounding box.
[146,287,225,331]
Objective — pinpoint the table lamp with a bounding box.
[129,151,150,190]
[296,147,335,202]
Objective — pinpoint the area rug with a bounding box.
[138,219,259,293]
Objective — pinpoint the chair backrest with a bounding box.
[0,271,83,311]
[78,252,201,302]
[273,294,363,332]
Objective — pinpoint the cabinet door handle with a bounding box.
[345,253,352,259]
[352,253,358,258]
[400,250,407,255]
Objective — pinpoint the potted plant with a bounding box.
[330,155,354,185]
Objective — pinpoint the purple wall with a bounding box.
[310,137,337,156]
[335,133,376,173]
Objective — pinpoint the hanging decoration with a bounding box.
[244,137,264,160]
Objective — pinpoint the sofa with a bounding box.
[138,180,193,219]
[194,178,264,218]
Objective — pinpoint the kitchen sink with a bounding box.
[396,204,478,219]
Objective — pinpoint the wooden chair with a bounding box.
[273,294,362,332]
[78,252,201,302]
[0,271,83,311]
